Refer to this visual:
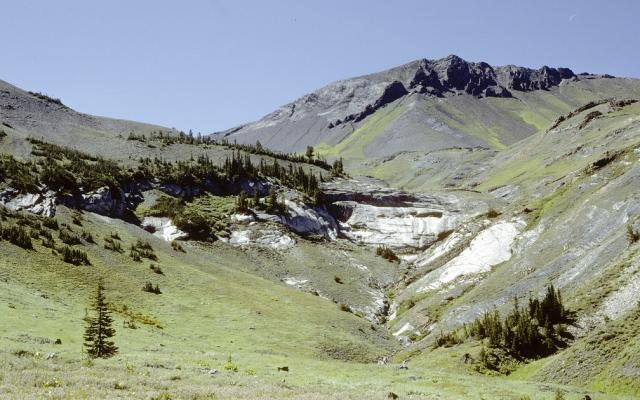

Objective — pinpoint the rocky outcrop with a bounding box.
[330,80,408,127]
[0,188,56,217]
[410,55,512,98]
[278,200,338,240]
[495,65,576,91]
[141,217,188,242]
[229,229,296,250]
[216,54,587,155]
[79,187,126,217]
[338,203,457,250]
[413,219,525,293]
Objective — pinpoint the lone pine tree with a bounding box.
[83,281,118,358]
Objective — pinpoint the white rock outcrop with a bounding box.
[278,200,338,239]
[0,189,56,217]
[141,217,188,242]
[340,204,458,249]
[81,187,125,216]
[416,220,525,292]
[229,229,295,250]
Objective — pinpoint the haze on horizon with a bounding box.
[1,0,638,133]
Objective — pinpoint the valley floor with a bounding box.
[0,208,631,400]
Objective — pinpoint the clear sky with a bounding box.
[1,0,638,133]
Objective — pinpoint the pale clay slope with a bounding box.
[415,220,525,293]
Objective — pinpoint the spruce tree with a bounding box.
[305,145,314,161]
[83,281,118,359]
[267,186,278,212]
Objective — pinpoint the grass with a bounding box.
[315,100,406,159]
[1,206,626,399]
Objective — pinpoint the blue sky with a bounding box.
[1,0,638,133]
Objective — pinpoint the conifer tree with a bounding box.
[236,190,248,212]
[83,281,118,359]
[266,186,278,212]
[305,145,314,161]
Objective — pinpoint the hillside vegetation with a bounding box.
[2,64,640,399]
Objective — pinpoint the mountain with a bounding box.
[216,55,640,190]
[1,58,640,399]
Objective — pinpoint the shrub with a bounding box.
[142,282,161,294]
[59,228,82,245]
[486,209,500,219]
[42,237,56,249]
[42,217,59,230]
[436,230,453,241]
[60,246,90,265]
[39,228,53,240]
[432,331,462,349]
[104,237,123,253]
[81,230,95,243]
[338,303,352,313]
[376,245,399,262]
[334,275,344,284]
[627,223,640,243]
[171,241,185,253]
[149,264,163,275]
[28,91,64,106]
[223,355,238,372]
[129,249,142,262]
[1,224,33,249]
[130,240,158,261]
[148,196,184,219]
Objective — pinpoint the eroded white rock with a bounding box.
[1,189,56,217]
[341,204,457,249]
[416,220,525,292]
[229,229,296,250]
[141,217,188,242]
[279,200,337,239]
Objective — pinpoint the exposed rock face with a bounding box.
[217,55,580,154]
[331,80,409,126]
[229,229,296,250]
[322,178,486,250]
[278,200,338,240]
[410,56,512,98]
[496,65,576,91]
[414,219,525,292]
[338,203,457,250]
[80,187,126,217]
[141,217,188,242]
[0,189,56,217]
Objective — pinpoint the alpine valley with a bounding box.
[2,55,640,399]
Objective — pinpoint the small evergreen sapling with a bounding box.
[83,281,118,359]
